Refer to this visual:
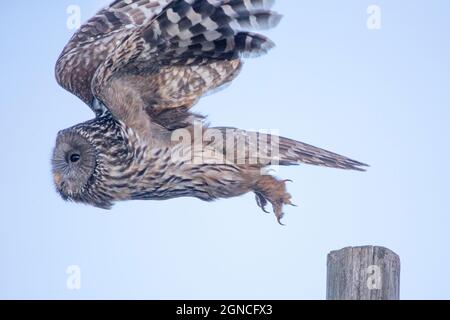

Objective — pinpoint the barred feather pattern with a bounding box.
[92,0,281,84]
[141,0,282,64]
[89,0,283,132]
[213,128,369,171]
[56,0,281,111]
[61,116,251,209]
[56,0,172,107]
[57,117,367,212]
[53,1,368,224]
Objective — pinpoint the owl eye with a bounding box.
[69,153,81,163]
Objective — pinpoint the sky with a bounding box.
[0,0,449,299]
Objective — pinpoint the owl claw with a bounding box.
[254,176,296,224]
[272,202,287,225]
[255,193,270,214]
[286,199,298,207]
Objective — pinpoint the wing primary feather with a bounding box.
[142,0,282,63]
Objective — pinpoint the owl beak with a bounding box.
[54,173,62,188]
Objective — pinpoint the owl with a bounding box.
[52,0,367,224]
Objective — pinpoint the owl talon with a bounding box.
[255,192,270,214]
[273,202,286,225]
[254,176,296,224]
[286,199,298,207]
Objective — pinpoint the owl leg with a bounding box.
[253,176,297,225]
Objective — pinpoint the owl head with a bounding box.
[52,129,97,202]
[51,116,136,209]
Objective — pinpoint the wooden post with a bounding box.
[326,246,400,300]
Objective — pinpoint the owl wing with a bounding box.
[56,0,174,111]
[90,0,282,136]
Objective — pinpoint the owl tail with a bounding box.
[214,127,369,171]
[273,135,368,171]
[143,0,282,63]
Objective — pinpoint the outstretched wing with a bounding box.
[55,0,172,110]
[90,0,282,136]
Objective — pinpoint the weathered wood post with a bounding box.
[326,246,400,300]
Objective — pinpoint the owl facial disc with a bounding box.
[52,130,96,201]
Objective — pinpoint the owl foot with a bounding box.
[254,176,296,225]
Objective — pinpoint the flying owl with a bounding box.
[52,0,367,224]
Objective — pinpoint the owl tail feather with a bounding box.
[143,0,282,63]
[214,127,369,171]
[275,135,369,171]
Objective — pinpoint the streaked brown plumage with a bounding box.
[52,0,367,224]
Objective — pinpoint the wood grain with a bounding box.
[327,246,400,300]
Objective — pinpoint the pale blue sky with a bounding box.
[0,1,449,299]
